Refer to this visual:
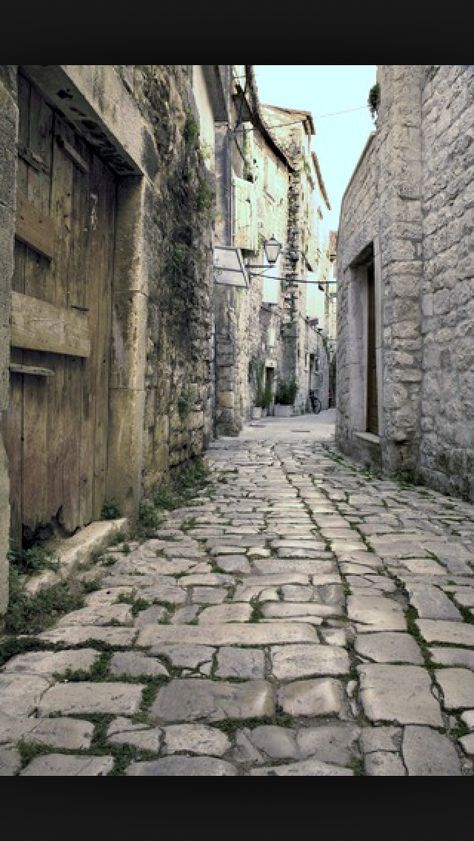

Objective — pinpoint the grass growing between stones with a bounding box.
[250,599,264,623]
[8,544,59,576]
[349,756,366,776]
[4,568,85,637]
[213,712,294,736]
[53,651,113,683]
[115,593,152,616]
[0,635,48,669]
[130,458,212,542]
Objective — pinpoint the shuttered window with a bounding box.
[233,175,258,252]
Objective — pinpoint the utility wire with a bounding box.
[233,105,368,135]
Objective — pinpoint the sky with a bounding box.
[254,65,377,235]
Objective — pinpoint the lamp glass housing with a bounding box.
[264,236,282,265]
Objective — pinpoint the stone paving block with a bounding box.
[27,717,94,750]
[0,675,51,717]
[21,755,114,776]
[245,725,297,760]
[347,596,406,632]
[0,712,37,745]
[253,559,336,575]
[312,574,343,586]
[191,586,227,604]
[459,733,474,755]
[407,584,462,620]
[361,726,401,753]
[397,558,447,575]
[453,590,474,608]
[358,665,443,726]
[215,648,265,679]
[38,626,137,647]
[148,644,215,669]
[84,586,134,607]
[163,724,230,756]
[198,603,252,624]
[109,652,169,678]
[138,622,317,648]
[461,710,474,730]
[365,751,406,776]
[179,573,234,587]
[263,603,341,620]
[295,724,360,766]
[108,727,163,752]
[126,756,237,775]
[152,678,274,722]
[402,726,461,775]
[2,649,99,677]
[280,585,314,601]
[213,556,251,574]
[271,644,350,680]
[355,632,424,664]
[133,605,168,627]
[171,606,200,625]
[140,584,187,605]
[251,759,353,776]
[320,627,348,647]
[38,682,144,716]
[278,678,343,717]
[107,716,146,735]
[0,747,21,776]
[428,648,474,670]
[417,619,474,647]
[435,668,474,709]
[271,539,328,551]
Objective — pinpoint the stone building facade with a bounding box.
[336,65,474,501]
[0,64,227,619]
[212,71,333,435]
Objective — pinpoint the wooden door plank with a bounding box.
[61,123,89,532]
[15,195,55,260]
[11,291,90,357]
[1,365,23,549]
[49,119,74,530]
[91,157,115,519]
[76,140,94,525]
[21,81,55,533]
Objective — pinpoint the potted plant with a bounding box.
[274,378,298,417]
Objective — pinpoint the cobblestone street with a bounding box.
[1,412,474,776]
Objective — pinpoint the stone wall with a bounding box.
[0,64,218,618]
[418,65,474,500]
[336,64,474,500]
[0,69,16,616]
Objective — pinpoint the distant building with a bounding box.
[211,72,333,436]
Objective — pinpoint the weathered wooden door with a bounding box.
[3,71,117,546]
[366,260,378,435]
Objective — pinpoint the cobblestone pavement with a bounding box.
[1,414,474,775]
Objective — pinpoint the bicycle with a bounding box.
[309,390,322,414]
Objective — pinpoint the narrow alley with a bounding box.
[0,65,472,779]
[1,412,473,776]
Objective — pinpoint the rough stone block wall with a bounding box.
[336,131,380,453]
[130,65,214,490]
[418,64,474,500]
[337,64,473,501]
[0,69,17,617]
